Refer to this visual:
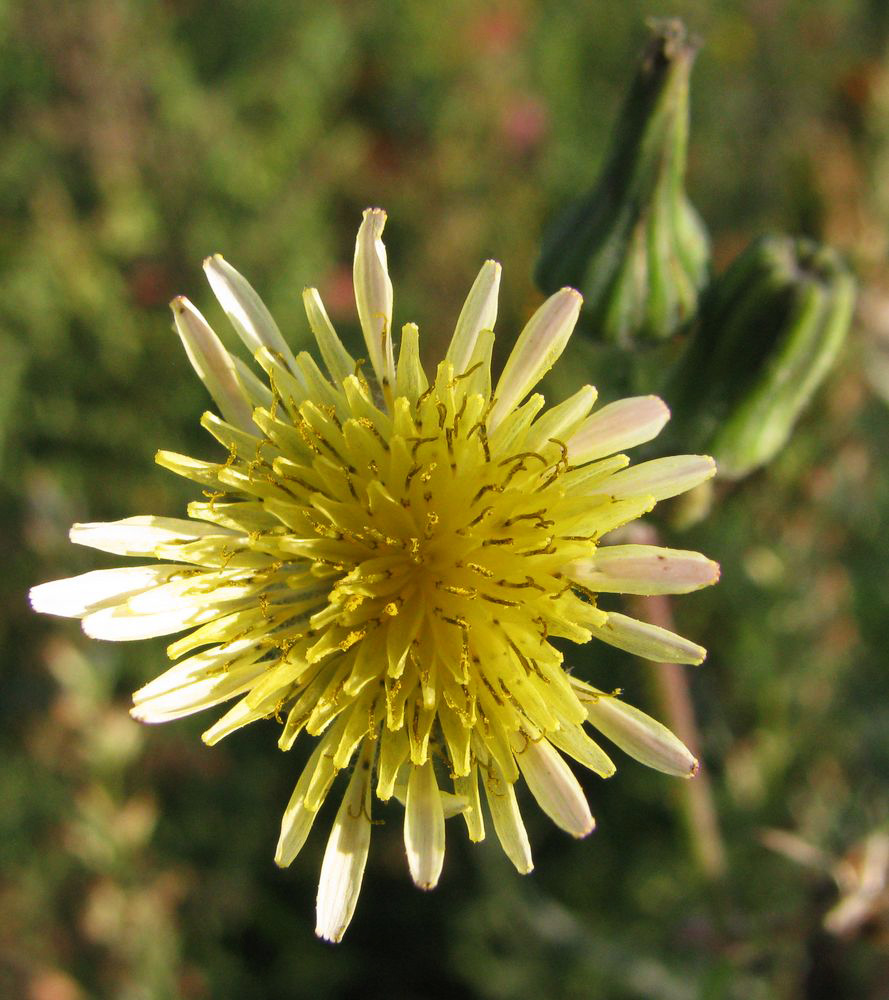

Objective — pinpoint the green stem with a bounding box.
[628,525,726,879]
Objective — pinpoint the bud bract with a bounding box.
[536,19,709,346]
[669,235,856,480]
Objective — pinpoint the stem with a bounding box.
[628,525,726,879]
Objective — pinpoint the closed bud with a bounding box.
[535,19,709,346]
[669,235,856,480]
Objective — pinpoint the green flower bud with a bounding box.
[535,19,709,346]
[669,235,856,480]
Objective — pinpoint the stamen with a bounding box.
[504,635,532,674]
[404,464,422,491]
[452,395,468,433]
[548,438,569,466]
[503,510,553,528]
[358,418,389,451]
[435,582,478,597]
[416,384,435,409]
[464,506,494,529]
[519,536,556,556]
[437,611,471,633]
[480,593,520,607]
[479,671,503,705]
[453,361,482,383]
[498,451,548,468]
[500,461,527,489]
[496,576,546,592]
[294,417,322,455]
[409,435,438,459]
[344,472,361,503]
[340,630,366,650]
[463,561,494,578]
[471,483,502,505]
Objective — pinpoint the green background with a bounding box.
[5,1,889,997]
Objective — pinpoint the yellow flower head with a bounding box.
[32,209,719,941]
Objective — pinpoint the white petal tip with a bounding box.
[567,395,671,464]
[67,523,88,543]
[637,394,670,420]
[412,878,440,891]
[29,582,59,615]
[314,926,345,944]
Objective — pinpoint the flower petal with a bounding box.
[593,611,707,664]
[489,288,582,430]
[203,254,299,371]
[171,297,257,433]
[82,600,231,642]
[547,723,616,778]
[133,638,257,702]
[590,455,716,503]
[481,766,533,874]
[404,759,446,890]
[315,749,373,943]
[196,693,265,745]
[29,566,184,618]
[582,692,699,778]
[567,396,669,464]
[376,726,411,801]
[460,327,495,399]
[275,734,340,867]
[231,355,274,407]
[446,259,502,375]
[353,208,395,396]
[69,516,233,557]
[396,322,429,402]
[525,384,598,453]
[131,656,267,722]
[513,735,595,838]
[567,545,720,595]
[453,764,485,842]
[302,287,356,385]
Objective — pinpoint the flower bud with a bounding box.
[669,235,856,480]
[535,19,709,346]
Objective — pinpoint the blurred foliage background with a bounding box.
[5,0,889,997]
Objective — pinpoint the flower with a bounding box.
[31,209,719,941]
